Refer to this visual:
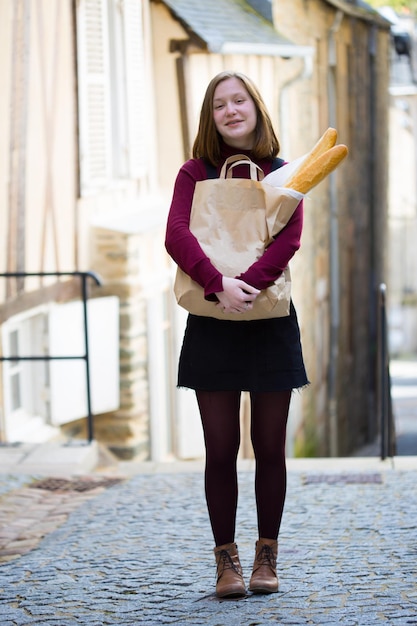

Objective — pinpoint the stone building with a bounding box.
[272,0,391,455]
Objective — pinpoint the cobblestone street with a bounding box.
[0,360,416,625]
[0,459,416,625]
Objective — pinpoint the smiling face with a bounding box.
[212,77,258,150]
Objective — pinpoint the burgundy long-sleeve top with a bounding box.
[165,143,303,300]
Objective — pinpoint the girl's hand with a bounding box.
[215,277,260,314]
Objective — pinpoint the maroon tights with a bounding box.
[195,389,291,547]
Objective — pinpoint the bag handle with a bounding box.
[226,160,264,181]
[219,154,264,181]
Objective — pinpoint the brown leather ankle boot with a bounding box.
[213,542,246,598]
[248,537,278,594]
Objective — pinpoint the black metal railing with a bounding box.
[378,283,395,460]
[0,271,102,443]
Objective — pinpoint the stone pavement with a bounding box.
[0,457,417,625]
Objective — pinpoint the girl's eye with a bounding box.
[214,104,224,110]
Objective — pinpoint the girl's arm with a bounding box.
[165,160,223,298]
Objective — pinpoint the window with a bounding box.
[1,298,119,441]
[9,330,22,411]
[76,0,148,191]
[1,309,52,442]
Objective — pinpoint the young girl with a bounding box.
[165,71,308,598]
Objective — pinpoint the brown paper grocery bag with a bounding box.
[174,154,302,321]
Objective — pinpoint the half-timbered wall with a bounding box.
[0,0,77,299]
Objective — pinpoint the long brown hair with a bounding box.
[192,71,280,165]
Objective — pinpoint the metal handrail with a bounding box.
[378,283,395,459]
[0,271,102,443]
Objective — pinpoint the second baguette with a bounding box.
[284,144,348,194]
[299,127,337,168]
[284,128,338,186]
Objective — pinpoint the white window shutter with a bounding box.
[76,0,112,189]
[49,297,120,425]
[122,0,148,178]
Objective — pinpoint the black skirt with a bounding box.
[177,301,309,392]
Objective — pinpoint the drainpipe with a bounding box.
[368,25,379,443]
[170,40,193,161]
[328,10,344,457]
[277,52,312,458]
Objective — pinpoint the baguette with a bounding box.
[284,144,348,194]
[302,126,338,165]
[285,127,338,187]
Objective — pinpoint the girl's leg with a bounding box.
[250,390,291,539]
[196,390,241,546]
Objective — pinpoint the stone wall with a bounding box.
[87,225,150,460]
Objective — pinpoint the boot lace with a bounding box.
[256,544,276,569]
[217,549,241,577]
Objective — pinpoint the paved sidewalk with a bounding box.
[391,359,417,456]
[0,458,416,625]
[0,440,99,477]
